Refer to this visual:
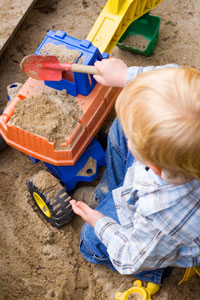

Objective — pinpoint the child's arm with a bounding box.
[71,197,161,274]
[94,58,128,87]
[70,199,180,275]
[94,58,178,88]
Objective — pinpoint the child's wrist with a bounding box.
[90,212,104,228]
[121,68,129,87]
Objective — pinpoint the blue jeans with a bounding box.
[80,118,172,285]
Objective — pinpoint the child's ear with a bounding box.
[148,163,162,176]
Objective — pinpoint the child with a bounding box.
[70,58,200,285]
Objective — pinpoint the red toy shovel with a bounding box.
[20,55,99,81]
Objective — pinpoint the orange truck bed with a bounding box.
[0,78,121,165]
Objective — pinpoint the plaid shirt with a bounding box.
[95,161,200,274]
[94,64,200,275]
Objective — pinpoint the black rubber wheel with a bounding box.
[26,179,75,228]
[0,135,7,152]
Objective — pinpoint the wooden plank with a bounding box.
[0,0,37,56]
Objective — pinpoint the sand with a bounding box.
[122,35,150,51]
[40,43,84,64]
[0,0,200,299]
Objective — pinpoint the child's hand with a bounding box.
[94,58,128,87]
[70,200,104,228]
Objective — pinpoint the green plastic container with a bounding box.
[117,14,161,57]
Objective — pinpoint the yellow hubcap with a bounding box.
[33,192,51,218]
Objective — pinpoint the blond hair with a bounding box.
[115,67,200,179]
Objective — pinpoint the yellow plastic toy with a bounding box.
[87,0,163,54]
[115,280,160,300]
[178,267,200,285]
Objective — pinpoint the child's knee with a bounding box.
[80,223,96,258]
[80,223,110,264]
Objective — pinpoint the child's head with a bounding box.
[116,67,200,180]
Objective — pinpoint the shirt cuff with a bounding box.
[94,216,120,247]
[126,66,142,83]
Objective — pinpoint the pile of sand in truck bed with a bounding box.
[8,86,82,149]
